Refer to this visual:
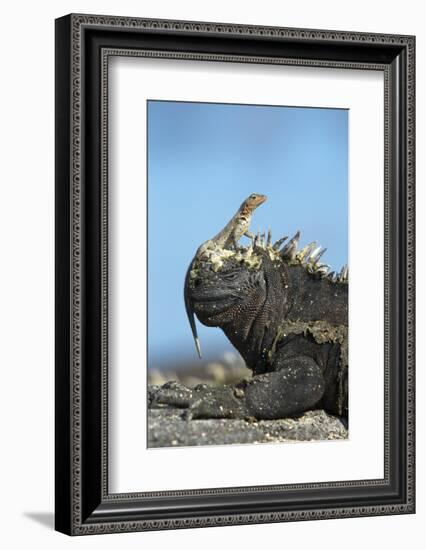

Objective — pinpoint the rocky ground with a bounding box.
[147,359,348,448]
[148,396,348,448]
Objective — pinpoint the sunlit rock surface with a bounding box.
[148,393,348,448]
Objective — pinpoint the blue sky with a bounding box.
[147,100,348,368]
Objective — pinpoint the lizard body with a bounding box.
[196,193,266,256]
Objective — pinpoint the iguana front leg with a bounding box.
[185,384,249,420]
[243,357,325,419]
[150,356,326,420]
[185,356,325,420]
[150,380,193,408]
[150,382,250,419]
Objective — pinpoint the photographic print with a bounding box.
[147,100,349,448]
[56,15,415,534]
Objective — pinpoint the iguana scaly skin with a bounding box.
[185,193,266,358]
[153,197,349,421]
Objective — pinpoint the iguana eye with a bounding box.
[223,272,239,281]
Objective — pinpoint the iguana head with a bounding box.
[183,247,265,359]
[185,245,290,369]
[188,254,266,327]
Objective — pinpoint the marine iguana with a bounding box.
[152,199,348,421]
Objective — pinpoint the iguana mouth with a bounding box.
[190,290,239,303]
[188,278,243,321]
[192,299,237,320]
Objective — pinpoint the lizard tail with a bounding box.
[184,262,202,359]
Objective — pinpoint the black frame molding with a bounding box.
[55,14,415,535]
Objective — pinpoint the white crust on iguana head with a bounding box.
[194,231,348,284]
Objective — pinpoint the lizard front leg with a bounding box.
[244,230,255,246]
[232,230,255,250]
[232,236,240,250]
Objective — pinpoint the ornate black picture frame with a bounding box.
[55,14,415,535]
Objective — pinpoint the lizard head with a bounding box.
[242,193,267,211]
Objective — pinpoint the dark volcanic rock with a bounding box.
[148,406,348,448]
